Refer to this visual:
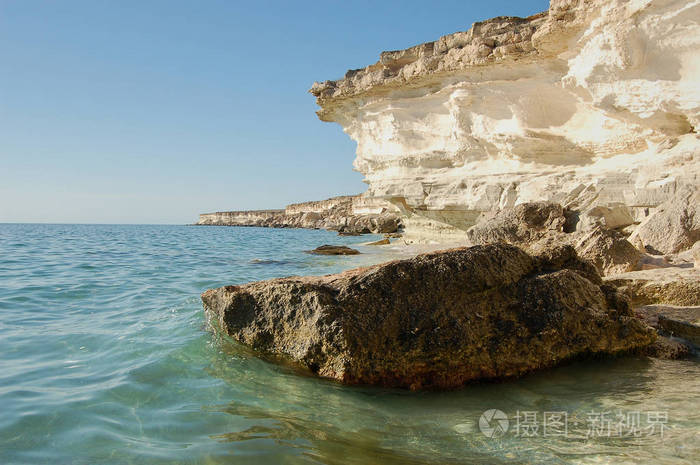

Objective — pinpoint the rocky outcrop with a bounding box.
[202,244,655,390]
[466,202,567,246]
[464,201,641,275]
[606,268,700,307]
[197,194,402,234]
[310,0,700,243]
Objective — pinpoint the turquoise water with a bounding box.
[0,224,698,465]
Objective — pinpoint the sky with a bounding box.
[0,0,548,224]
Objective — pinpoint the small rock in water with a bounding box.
[306,245,361,255]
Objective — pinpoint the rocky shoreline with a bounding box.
[201,199,699,389]
[200,0,699,389]
[203,243,657,390]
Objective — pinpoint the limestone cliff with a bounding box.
[196,195,401,234]
[310,0,700,243]
[197,209,284,226]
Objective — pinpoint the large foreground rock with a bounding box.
[202,244,655,390]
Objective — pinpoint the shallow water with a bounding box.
[0,224,698,464]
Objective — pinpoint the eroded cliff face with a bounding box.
[311,0,700,242]
[197,210,284,226]
[196,195,401,233]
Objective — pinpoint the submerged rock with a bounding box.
[306,245,360,255]
[202,244,655,390]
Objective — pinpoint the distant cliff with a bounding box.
[196,195,401,234]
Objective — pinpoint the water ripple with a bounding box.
[0,224,698,464]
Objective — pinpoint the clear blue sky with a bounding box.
[0,0,547,224]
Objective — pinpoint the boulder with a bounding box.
[577,206,635,232]
[466,202,640,276]
[629,186,700,254]
[202,244,655,390]
[371,213,402,234]
[466,202,567,245]
[339,217,372,234]
[306,245,360,255]
[574,228,642,276]
[339,213,402,234]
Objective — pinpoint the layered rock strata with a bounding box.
[197,194,401,234]
[202,244,656,390]
[310,0,700,244]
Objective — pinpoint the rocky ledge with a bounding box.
[196,194,402,234]
[202,244,655,390]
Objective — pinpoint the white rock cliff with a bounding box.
[311,0,700,243]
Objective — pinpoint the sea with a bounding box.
[0,223,698,464]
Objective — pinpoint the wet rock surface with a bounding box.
[306,245,360,256]
[202,244,656,390]
[635,305,699,356]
